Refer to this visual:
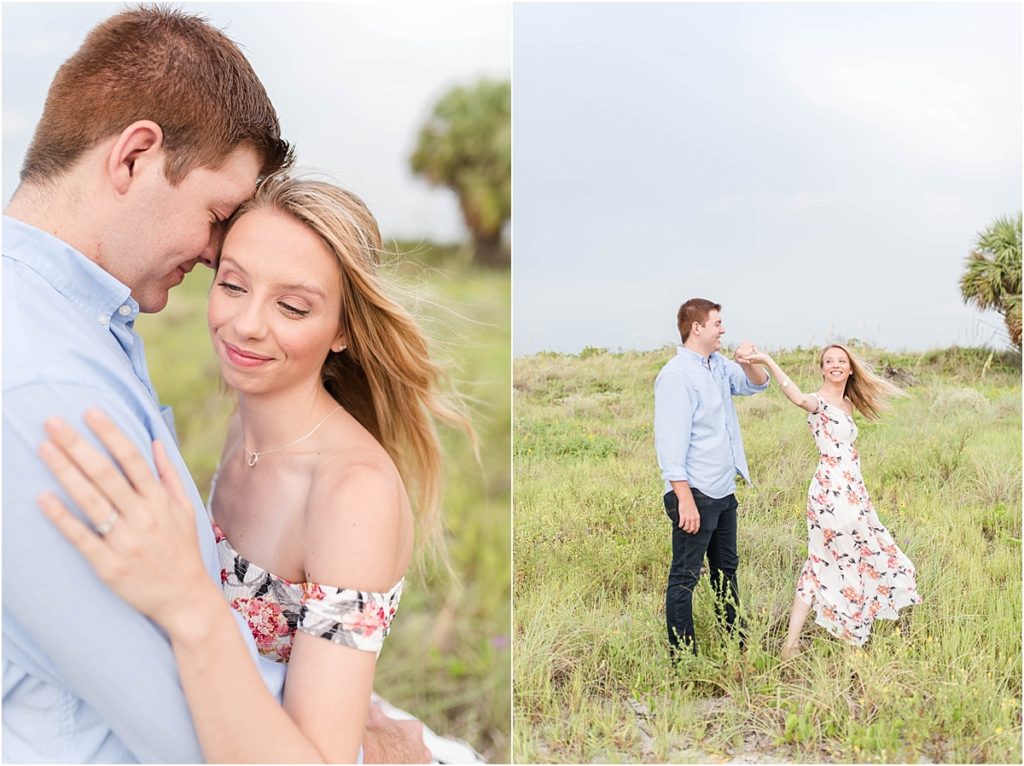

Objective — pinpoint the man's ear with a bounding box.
[106,120,164,195]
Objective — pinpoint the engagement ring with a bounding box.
[95,509,119,537]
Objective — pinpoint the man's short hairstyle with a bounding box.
[677,298,722,343]
[21,5,293,186]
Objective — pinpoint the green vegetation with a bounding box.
[139,243,510,761]
[960,212,1022,350]
[514,345,1021,764]
[411,79,511,267]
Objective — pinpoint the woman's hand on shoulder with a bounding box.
[37,409,214,635]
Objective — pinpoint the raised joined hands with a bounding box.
[735,342,770,366]
[36,409,209,634]
[733,341,755,364]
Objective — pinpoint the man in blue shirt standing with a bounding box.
[654,298,769,657]
[2,8,426,763]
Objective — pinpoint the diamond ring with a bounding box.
[95,509,119,537]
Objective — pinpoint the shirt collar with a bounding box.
[3,215,137,322]
[677,345,718,367]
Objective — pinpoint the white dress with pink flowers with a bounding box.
[206,476,402,663]
[795,395,920,646]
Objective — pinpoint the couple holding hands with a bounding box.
[654,298,921,661]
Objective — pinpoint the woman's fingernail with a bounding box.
[85,409,107,426]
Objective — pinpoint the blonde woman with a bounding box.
[740,344,920,659]
[36,174,471,762]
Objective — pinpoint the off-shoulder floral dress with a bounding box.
[795,395,920,646]
[208,476,403,663]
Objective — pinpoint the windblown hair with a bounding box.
[21,5,293,185]
[228,173,474,560]
[820,344,903,420]
[677,298,722,343]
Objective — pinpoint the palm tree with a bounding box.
[960,212,1022,350]
[410,79,510,266]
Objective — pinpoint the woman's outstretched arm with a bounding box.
[741,349,818,413]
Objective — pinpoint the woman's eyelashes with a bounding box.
[216,281,310,318]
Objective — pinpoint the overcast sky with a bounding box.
[2,2,511,243]
[513,2,1022,355]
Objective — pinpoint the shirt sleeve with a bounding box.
[298,582,403,656]
[654,369,693,482]
[2,381,205,763]
[724,357,770,396]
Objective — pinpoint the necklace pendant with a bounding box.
[247,452,259,467]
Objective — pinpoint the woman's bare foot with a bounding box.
[780,641,801,662]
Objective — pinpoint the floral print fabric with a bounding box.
[795,396,920,646]
[211,515,403,663]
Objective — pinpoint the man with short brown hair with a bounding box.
[19,6,292,188]
[654,298,768,657]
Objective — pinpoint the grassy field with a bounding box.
[513,345,1021,764]
[138,243,511,761]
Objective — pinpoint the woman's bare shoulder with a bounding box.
[301,446,409,591]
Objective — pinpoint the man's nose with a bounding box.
[199,226,224,268]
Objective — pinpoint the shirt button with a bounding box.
[118,305,132,316]
[98,313,110,325]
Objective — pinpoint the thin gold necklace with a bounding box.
[243,406,342,467]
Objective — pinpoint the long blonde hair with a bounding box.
[820,343,903,420]
[228,173,474,560]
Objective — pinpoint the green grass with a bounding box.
[513,344,1021,764]
[138,244,510,761]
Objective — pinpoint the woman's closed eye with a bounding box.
[279,301,310,317]
[217,281,245,294]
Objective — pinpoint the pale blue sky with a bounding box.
[3,2,511,243]
[513,2,1022,355]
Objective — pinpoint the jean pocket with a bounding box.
[663,491,679,523]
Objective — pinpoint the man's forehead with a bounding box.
[195,147,261,203]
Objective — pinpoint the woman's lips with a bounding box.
[223,341,273,368]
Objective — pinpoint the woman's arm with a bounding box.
[285,459,408,761]
[742,350,818,412]
[6,388,211,762]
[37,410,407,763]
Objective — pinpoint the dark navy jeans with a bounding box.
[664,487,741,655]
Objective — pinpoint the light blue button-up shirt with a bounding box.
[654,345,768,499]
[2,216,285,763]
